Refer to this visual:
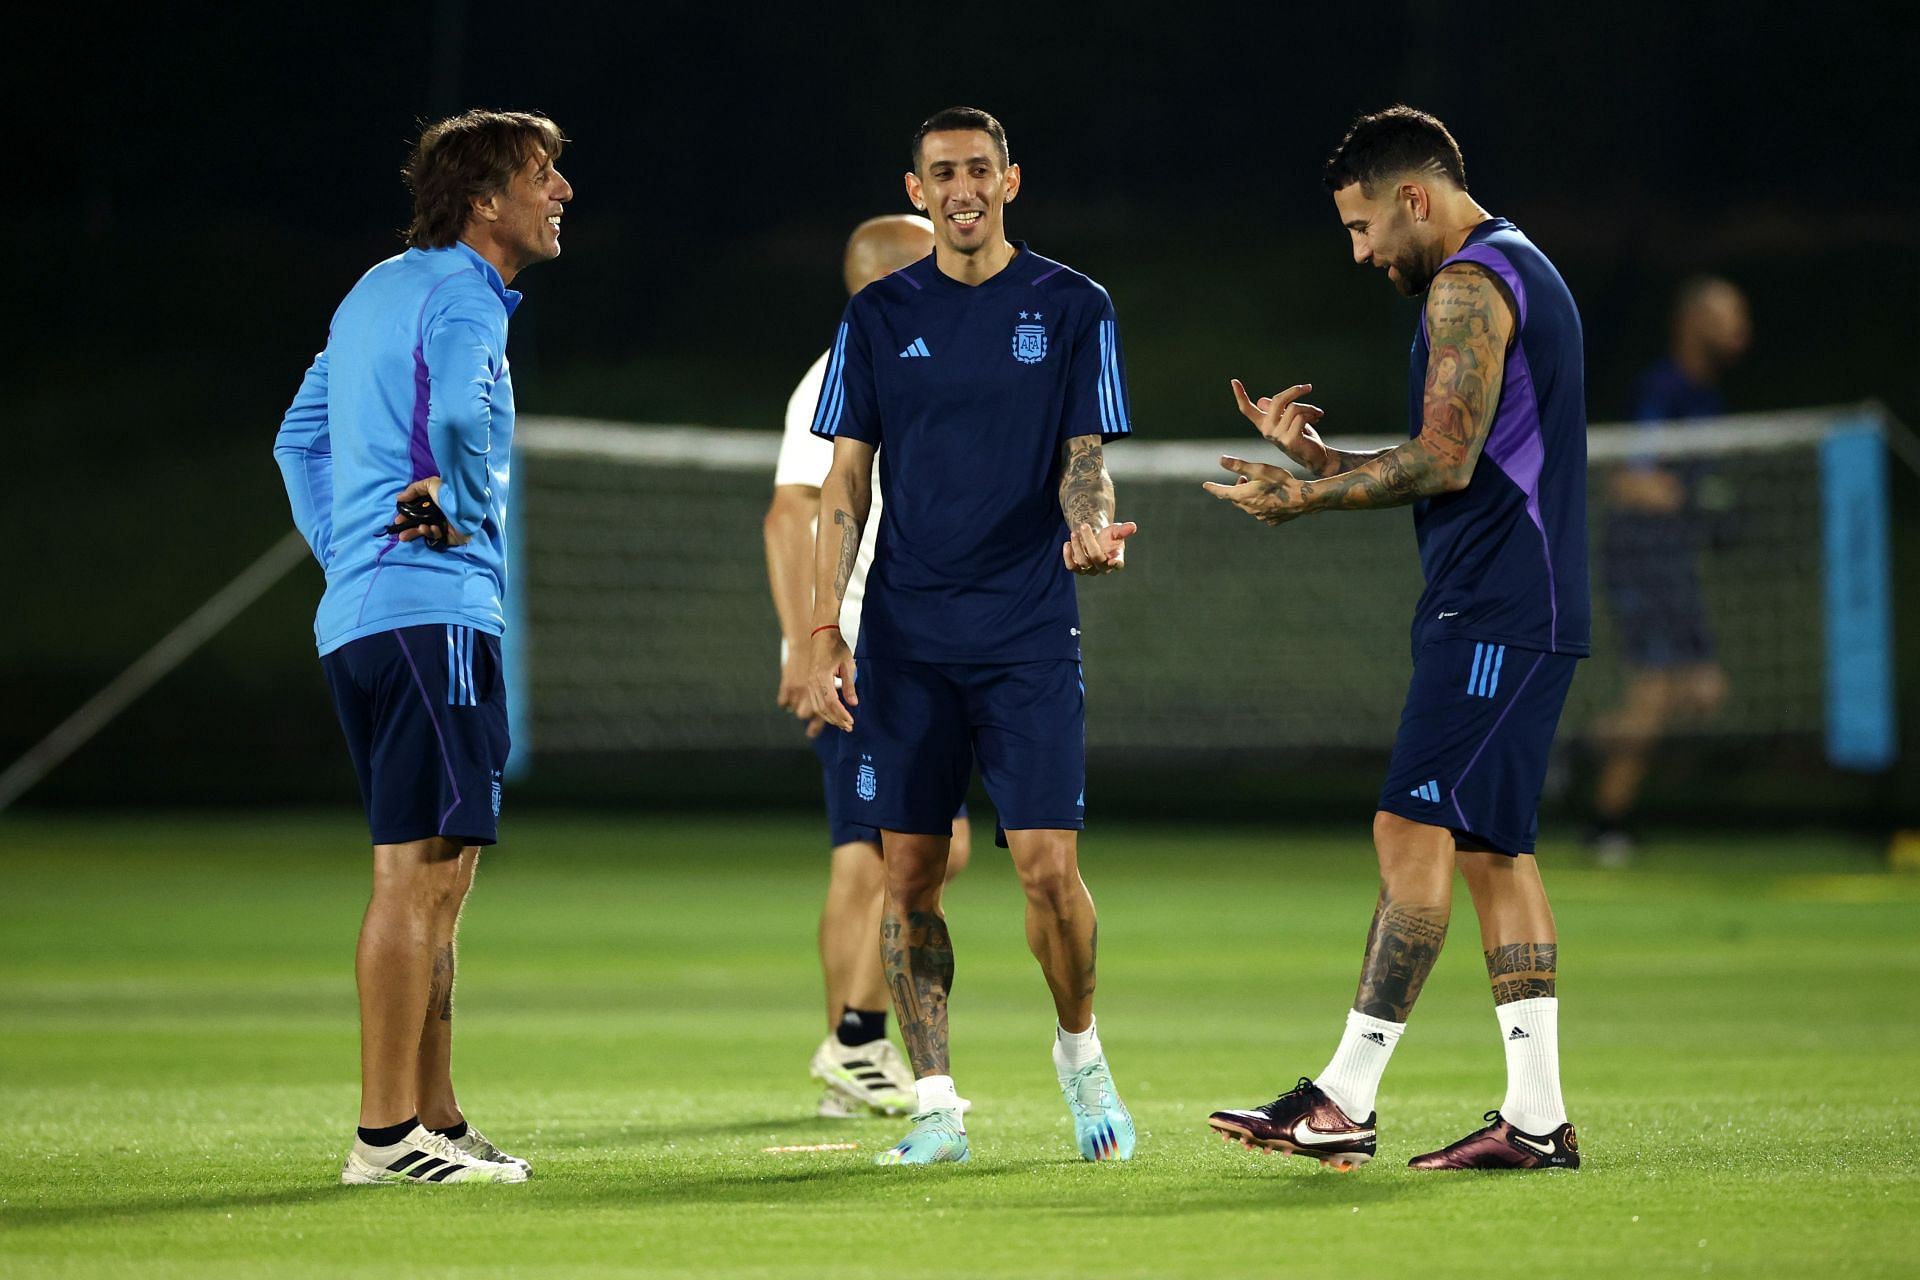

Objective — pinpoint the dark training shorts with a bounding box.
[844,659,1084,841]
[810,728,966,848]
[1376,638,1579,856]
[321,623,510,847]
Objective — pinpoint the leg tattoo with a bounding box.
[1353,888,1449,1021]
[428,942,454,1023]
[881,910,954,1076]
[1484,941,1557,1005]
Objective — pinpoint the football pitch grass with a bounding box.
[1,813,1915,1278]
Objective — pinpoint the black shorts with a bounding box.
[1376,639,1579,855]
[321,624,510,846]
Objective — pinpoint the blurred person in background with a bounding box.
[762,213,976,1121]
[274,110,571,1185]
[1587,277,1751,865]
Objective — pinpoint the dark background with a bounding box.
[7,2,1917,824]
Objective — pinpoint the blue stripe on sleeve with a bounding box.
[1094,321,1117,435]
[810,323,849,437]
[1101,320,1129,435]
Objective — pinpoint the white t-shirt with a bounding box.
[775,350,882,656]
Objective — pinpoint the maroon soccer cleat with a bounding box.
[1407,1111,1581,1170]
[1206,1077,1376,1171]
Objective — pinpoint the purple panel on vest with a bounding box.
[1479,340,1559,648]
[1446,244,1529,327]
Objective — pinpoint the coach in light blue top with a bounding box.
[272,110,569,1190]
[275,239,521,653]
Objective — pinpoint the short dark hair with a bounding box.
[1322,106,1465,195]
[911,106,1010,172]
[404,110,567,249]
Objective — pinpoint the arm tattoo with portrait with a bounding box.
[1484,940,1557,1005]
[830,508,861,604]
[1352,887,1450,1022]
[1296,265,1512,512]
[881,910,955,1075]
[1059,434,1115,530]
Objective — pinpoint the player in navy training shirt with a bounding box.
[806,107,1140,1166]
[1589,278,1751,862]
[1204,108,1586,1171]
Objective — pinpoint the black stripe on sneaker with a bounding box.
[387,1150,431,1172]
[427,1161,463,1182]
[407,1157,449,1179]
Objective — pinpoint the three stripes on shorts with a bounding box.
[1467,642,1507,699]
[445,625,479,707]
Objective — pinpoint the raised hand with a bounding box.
[1062,520,1139,575]
[1202,456,1310,527]
[1231,379,1332,476]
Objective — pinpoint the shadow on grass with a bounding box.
[0,1185,340,1230]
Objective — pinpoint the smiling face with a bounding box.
[904,130,1019,258]
[1332,179,1439,297]
[474,149,573,278]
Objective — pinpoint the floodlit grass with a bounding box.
[1,813,1915,1277]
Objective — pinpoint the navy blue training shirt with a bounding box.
[1405,217,1591,657]
[810,243,1132,663]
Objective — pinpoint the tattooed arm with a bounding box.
[807,437,875,731]
[1208,264,1515,527]
[1059,433,1138,575]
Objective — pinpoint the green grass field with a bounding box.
[1,813,1915,1278]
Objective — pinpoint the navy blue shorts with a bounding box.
[321,624,510,847]
[810,729,967,847]
[842,659,1084,839]
[1376,639,1578,856]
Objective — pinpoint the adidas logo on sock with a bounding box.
[1508,1026,1530,1040]
[898,337,932,358]
[1361,1031,1388,1046]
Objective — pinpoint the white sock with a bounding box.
[1497,996,1567,1133]
[1052,1018,1102,1075]
[1315,1010,1405,1119]
[914,1074,962,1114]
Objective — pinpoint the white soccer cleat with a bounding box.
[340,1124,528,1185]
[817,1088,863,1119]
[809,1036,918,1115]
[443,1125,531,1175]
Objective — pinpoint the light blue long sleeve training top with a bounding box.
[274,241,521,655]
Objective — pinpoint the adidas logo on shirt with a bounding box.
[898,337,932,358]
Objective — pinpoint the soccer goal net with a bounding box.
[513,404,1895,769]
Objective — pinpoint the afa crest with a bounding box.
[855,756,877,802]
[1012,323,1048,364]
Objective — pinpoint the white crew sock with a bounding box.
[1496,996,1567,1133]
[1052,1018,1103,1075]
[914,1074,963,1115]
[1315,1010,1405,1119]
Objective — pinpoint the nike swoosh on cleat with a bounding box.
[1290,1119,1374,1147]
[1511,1134,1558,1156]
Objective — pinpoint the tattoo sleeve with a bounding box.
[1059,434,1115,531]
[880,910,955,1075]
[1352,888,1450,1022]
[1296,265,1512,512]
[1484,941,1557,1005]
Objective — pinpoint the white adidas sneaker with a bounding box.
[340,1124,527,1185]
[809,1036,916,1115]
[443,1125,531,1175]
[808,1037,973,1116]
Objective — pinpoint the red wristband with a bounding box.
[810,624,841,637]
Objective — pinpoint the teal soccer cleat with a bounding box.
[1060,1056,1137,1161]
[873,1109,970,1165]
